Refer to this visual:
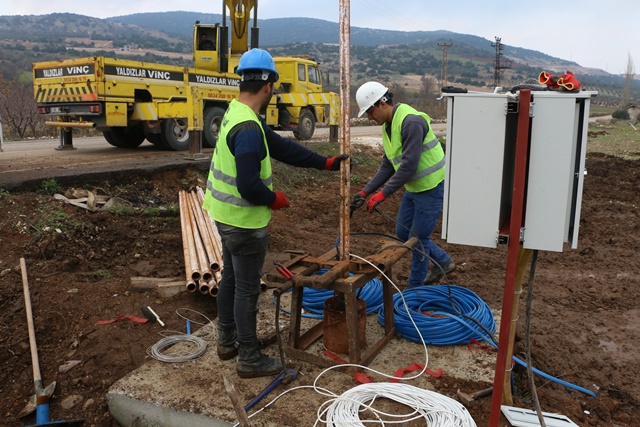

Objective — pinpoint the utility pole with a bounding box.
[492,36,512,88]
[438,42,453,86]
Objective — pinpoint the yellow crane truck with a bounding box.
[32,0,339,150]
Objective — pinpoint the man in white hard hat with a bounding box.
[350,81,455,287]
[202,48,349,378]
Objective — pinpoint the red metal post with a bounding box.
[488,89,532,426]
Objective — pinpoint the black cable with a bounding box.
[274,291,291,382]
[525,250,546,427]
[372,206,428,262]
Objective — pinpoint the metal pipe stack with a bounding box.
[178,187,224,297]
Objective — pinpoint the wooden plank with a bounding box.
[222,370,251,427]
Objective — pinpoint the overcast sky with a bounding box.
[1,0,635,74]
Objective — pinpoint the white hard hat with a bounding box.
[356,81,389,117]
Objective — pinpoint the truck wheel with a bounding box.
[144,132,163,146]
[160,118,190,151]
[103,126,145,148]
[203,107,225,148]
[293,109,315,141]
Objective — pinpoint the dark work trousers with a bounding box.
[215,222,269,342]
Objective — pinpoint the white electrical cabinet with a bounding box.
[441,90,597,252]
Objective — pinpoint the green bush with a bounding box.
[612,109,630,120]
[39,178,62,195]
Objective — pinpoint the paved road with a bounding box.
[0,126,399,190]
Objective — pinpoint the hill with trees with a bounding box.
[0,11,637,139]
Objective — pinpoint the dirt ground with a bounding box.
[1,139,639,426]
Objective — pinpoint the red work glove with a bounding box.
[270,191,290,210]
[557,71,581,91]
[538,71,560,89]
[367,191,386,212]
[324,154,349,171]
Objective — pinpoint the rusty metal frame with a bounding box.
[265,237,418,369]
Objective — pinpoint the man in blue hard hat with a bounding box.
[202,48,348,378]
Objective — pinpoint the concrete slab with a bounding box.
[107,288,498,426]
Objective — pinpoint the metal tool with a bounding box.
[349,194,366,218]
[273,262,294,280]
[456,386,493,406]
[141,305,165,326]
[244,368,298,412]
[20,258,84,426]
[18,258,57,420]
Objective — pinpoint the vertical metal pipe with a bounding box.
[338,0,351,261]
[251,0,259,48]
[489,89,532,426]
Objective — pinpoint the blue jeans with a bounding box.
[395,181,451,288]
[215,222,269,342]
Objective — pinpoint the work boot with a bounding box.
[217,322,238,361]
[236,340,283,379]
[424,259,456,285]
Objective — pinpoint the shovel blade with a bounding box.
[17,381,56,418]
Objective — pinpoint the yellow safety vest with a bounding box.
[202,99,273,228]
[382,103,445,193]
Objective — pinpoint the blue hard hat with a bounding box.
[236,48,279,82]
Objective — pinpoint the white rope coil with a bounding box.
[146,334,208,363]
[146,308,214,363]
[317,382,476,426]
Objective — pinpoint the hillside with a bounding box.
[0,11,636,106]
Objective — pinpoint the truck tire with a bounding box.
[160,118,190,151]
[293,109,315,141]
[144,132,163,146]
[203,106,226,148]
[103,126,145,148]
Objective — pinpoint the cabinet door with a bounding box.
[443,96,508,248]
[524,96,588,251]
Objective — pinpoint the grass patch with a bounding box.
[32,203,70,233]
[38,178,62,195]
[143,205,180,217]
[590,105,616,117]
[587,120,640,160]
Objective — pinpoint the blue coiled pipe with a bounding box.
[273,269,384,319]
[378,284,596,397]
[378,284,496,345]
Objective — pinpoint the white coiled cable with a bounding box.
[234,254,477,427]
[317,382,475,426]
[146,333,208,363]
[146,308,214,363]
